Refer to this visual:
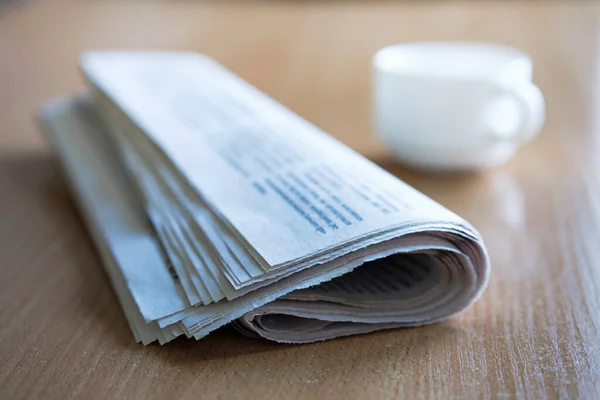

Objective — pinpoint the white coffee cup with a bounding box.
[372,42,545,171]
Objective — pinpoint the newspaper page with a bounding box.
[39,51,490,344]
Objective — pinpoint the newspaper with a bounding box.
[39,51,490,344]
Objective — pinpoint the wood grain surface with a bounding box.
[2,1,600,398]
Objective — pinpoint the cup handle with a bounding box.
[487,80,546,143]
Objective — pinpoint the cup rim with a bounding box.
[373,41,531,77]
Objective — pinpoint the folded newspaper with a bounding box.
[39,51,490,344]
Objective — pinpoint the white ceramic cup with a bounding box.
[372,42,545,171]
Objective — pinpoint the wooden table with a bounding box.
[2,1,600,398]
